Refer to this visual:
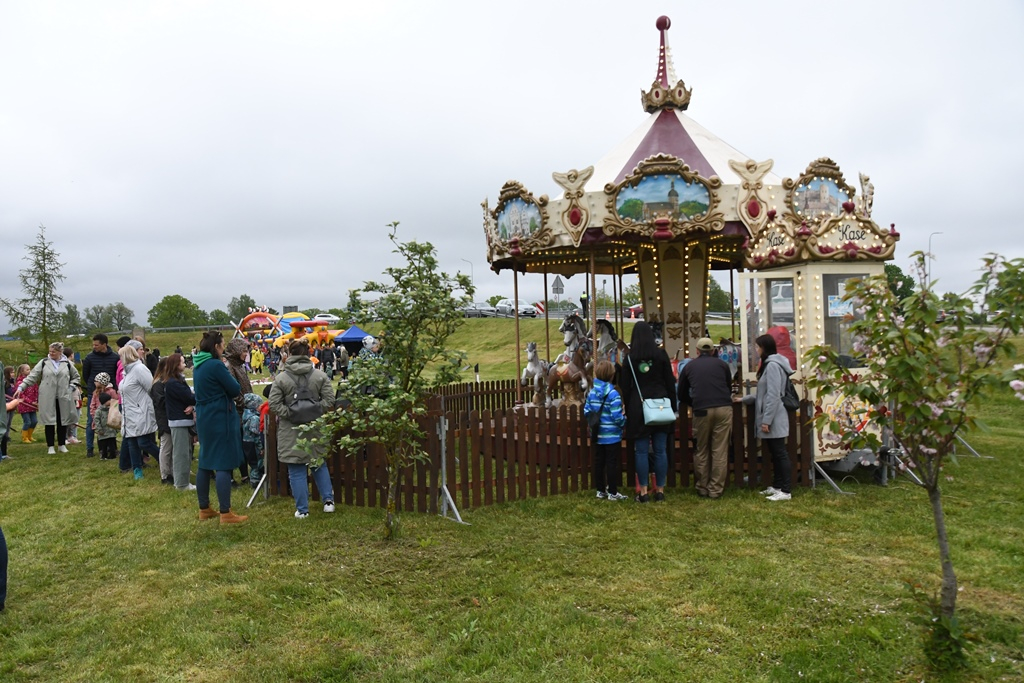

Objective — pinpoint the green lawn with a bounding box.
[0,324,1021,681]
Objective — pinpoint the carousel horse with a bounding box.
[716,338,742,380]
[592,318,620,364]
[547,312,591,408]
[520,341,550,407]
[546,339,592,409]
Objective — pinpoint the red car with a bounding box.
[625,303,644,319]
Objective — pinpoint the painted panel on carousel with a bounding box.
[486,180,552,258]
[793,178,849,221]
[497,199,542,240]
[616,174,709,222]
[603,154,722,239]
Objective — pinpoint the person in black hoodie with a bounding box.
[618,322,677,503]
[81,333,121,458]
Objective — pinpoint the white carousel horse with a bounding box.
[591,318,619,364]
[520,341,551,407]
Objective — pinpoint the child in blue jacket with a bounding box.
[584,360,627,500]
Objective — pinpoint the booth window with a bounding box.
[823,273,868,366]
[745,276,798,375]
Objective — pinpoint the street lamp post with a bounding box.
[460,258,474,288]
[927,232,943,288]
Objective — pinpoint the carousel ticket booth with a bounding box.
[482,15,899,488]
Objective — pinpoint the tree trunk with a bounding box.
[928,483,958,618]
[385,474,397,540]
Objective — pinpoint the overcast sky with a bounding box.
[2,0,1022,330]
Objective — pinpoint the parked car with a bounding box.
[624,303,644,319]
[495,299,538,317]
[463,302,497,318]
[313,313,341,324]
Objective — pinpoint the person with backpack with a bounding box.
[268,339,336,519]
[583,360,627,501]
[742,333,794,501]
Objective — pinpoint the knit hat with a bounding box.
[126,339,144,351]
[94,372,111,386]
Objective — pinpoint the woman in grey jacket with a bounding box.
[16,342,81,454]
[268,340,336,518]
[743,334,793,501]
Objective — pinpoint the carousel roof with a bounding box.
[584,108,783,192]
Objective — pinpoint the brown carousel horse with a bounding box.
[546,312,592,408]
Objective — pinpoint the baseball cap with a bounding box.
[696,337,715,351]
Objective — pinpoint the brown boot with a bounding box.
[198,507,219,521]
[220,510,249,525]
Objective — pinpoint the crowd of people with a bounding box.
[0,331,384,525]
[584,321,795,504]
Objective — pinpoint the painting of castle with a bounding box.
[497,198,542,240]
[794,178,846,218]
[616,174,710,222]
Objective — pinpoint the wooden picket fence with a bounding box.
[263,380,814,513]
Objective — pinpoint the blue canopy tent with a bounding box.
[337,325,372,356]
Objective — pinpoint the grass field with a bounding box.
[0,321,1021,681]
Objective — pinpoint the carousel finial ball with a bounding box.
[656,16,671,31]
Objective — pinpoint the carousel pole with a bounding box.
[589,252,598,368]
[514,266,523,404]
[729,268,737,340]
[543,269,551,360]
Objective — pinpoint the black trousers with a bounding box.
[764,437,792,493]
[593,442,621,494]
[44,401,65,447]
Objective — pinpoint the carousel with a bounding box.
[482,15,899,464]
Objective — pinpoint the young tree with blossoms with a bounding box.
[804,252,1024,662]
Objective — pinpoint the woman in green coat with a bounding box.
[192,330,247,525]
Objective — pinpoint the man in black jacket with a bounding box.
[678,337,736,499]
[81,333,120,458]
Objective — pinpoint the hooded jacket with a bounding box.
[742,353,793,440]
[222,339,252,416]
[267,355,334,465]
[192,351,243,471]
[119,360,158,438]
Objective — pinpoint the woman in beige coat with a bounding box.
[15,342,81,454]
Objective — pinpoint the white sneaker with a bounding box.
[606,492,628,501]
[323,501,336,513]
[181,483,197,491]
[767,491,792,501]
[58,445,68,453]
[67,437,80,444]
[760,486,780,496]
[595,491,607,499]
[294,510,309,519]
[47,446,56,455]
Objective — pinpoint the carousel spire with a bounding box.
[641,15,692,113]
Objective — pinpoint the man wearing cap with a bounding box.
[678,337,735,499]
[82,334,120,458]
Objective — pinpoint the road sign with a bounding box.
[552,276,564,295]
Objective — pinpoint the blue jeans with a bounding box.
[634,431,668,488]
[196,468,234,513]
[85,391,94,452]
[126,433,160,469]
[287,463,334,514]
[20,412,37,430]
[0,525,7,610]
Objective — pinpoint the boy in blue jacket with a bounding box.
[584,360,627,500]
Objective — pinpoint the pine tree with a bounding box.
[0,225,66,346]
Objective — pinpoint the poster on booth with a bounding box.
[812,388,882,461]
